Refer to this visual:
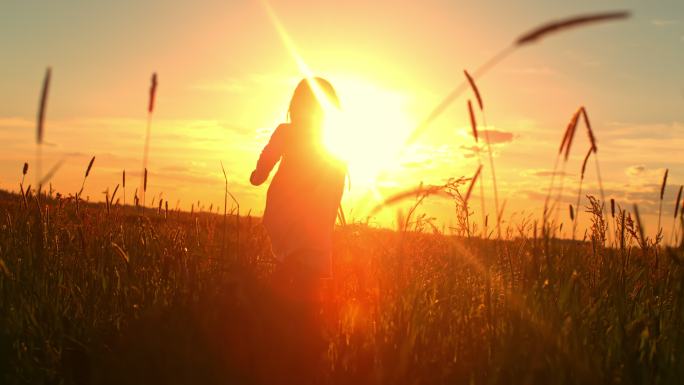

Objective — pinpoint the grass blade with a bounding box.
[516,11,630,45]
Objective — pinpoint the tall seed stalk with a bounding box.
[466,97,487,238]
[122,170,126,207]
[465,70,496,238]
[141,73,157,211]
[76,156,95,213]
[36,67,51,192]
[221,161,228,258]
[671,185,682,245]
[220,162,240,259]
[657,168,668,238]
[406,12,629,146]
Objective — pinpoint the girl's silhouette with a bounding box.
[250,77,346,282]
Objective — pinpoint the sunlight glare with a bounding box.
[323,79,414,188]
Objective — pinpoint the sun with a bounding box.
[322,78,414,189]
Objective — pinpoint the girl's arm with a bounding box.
[250,124,287,186]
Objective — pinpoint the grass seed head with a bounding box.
[569,204,575,221]
[464,165,483,204]
[85,156,95,177]
[464,70,483,110]
[148,73,158,114]
[516,11,630,45]
[675,185,683,219]
[633,204,646,245]
[110,184,119,205]
[581,108,597,153]
[563,108,582,161]
[580,146,592,179]
[660,168,668,200]
[37,67,51,144]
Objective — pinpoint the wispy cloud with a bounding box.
[522,169,573,178]
[502,66,557,76]
[625,164,646,177]
[191,74,296,93]
[0,117,33,129]
[651,19,679,27]
[480,130,514,144]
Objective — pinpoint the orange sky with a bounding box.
[1,0,683,239]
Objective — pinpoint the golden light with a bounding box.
[323,78,414,188]
[260,0,416,205]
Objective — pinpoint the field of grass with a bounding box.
[1,185,683,385]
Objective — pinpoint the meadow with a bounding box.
[3,9,683,385]
[1,177,683,384]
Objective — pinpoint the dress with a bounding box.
[251,123,346,278]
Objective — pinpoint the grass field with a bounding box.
[1,185,683,385]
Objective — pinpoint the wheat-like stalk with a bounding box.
[671,185,683,245]
[75,156,95,213]
[569,204,575,221]
[221,161,228,257]
[220,161,240,258]
[657,168,668,238]
[369,184,451,217]
[467,100,478,143]
[77,156,95,197]
[141,73,158,212]
[405,11,629,146]
[36,67,51,191]
[572,146,593,239]
[21,163,28,186]
[466,96,487,236]
[464,70,500,238]
[142,168,148,214]
[110,184,120,208]
[122,170,126,207]
[515,12,630,45]
[464,165,483,205]
[633,204,646,249]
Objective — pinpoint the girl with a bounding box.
[250,77,346,285]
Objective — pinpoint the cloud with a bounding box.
[191,73,295,94]
[480,130,514,144]
[624,165,669,187]
[461,129,514,153]
[502,66,557,76]
[518,189,574,204]
[626,165,646,176]
[651,19,679,27]
[523,169,573,178]
[0,117,33,129]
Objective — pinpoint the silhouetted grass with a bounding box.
[1,185,683,385]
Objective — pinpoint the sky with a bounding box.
[1,0,683,239]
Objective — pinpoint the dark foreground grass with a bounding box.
[1,189,683,385]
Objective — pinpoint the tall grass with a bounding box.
[141,73,158,210]
[36,67,51,191]
[7,9,675,385]
[1,180,683,384]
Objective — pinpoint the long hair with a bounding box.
[288,77,339,125]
